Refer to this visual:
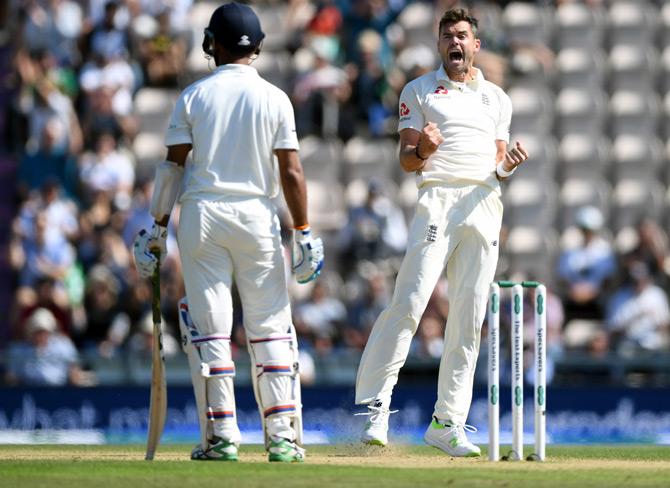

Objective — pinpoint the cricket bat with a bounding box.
[145,252,167,461]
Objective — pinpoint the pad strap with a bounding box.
[263,402,297,418]
[201,360,235,378]
[260,360,294,376]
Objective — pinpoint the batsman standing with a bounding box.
[355,8,528,456]
[133,2,323,462]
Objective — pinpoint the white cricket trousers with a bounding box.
[178,196,295,439]
[355,182,503,425]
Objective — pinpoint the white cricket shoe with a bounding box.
[424,418,481,457]
[268,436,305,463]
[191,437,239,461]
[356,401,397,446]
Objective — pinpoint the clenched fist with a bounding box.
[416,122,444,160]
[502,141,529,171]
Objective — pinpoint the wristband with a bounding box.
[415,145,427,161]
[294,223,310,231]
[496,162,516,178]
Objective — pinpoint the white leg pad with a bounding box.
[249,338,302,444]
[179,298,240,447]
[201,359,239,442]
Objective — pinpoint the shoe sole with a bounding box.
[191,456,239,461]
[424,437,481,458]
[362,438,387,446]
[268,453,304,463]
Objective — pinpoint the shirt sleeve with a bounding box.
[273,92,299,150]
[397,82,424,132]
[496,91,512,142]
[165,92,192,146]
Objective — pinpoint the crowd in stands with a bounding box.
[1,0,669,387]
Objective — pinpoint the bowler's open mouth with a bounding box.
[449,51,463,61]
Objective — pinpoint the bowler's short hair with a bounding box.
[439,8,479,37]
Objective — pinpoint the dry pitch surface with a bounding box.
[1,444,669,488]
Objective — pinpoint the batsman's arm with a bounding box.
[151,144,191,227]
[276,149,308,228]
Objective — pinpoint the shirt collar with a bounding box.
[436,65,483,91]
[213,63,259,75]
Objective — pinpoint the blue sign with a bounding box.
[0,386,669,445]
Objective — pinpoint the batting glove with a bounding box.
[132,223,168,278]
[291,226,324,284]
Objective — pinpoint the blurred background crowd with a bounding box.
[1,0,669,389]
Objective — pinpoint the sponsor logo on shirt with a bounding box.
[399,102,410,117]
[482,93,490,106]
[434,85,448,95]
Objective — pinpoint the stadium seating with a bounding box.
[611,134,664,181]
[611,179,665,231]
[503,177,558,228]
[554,2,605,51]
[558,133,612,181]
[555,47,607,91]
[508,85,554,136]
[555,88,608,139]
[342,136,398,184]
[502,2,552,47]
[558,178,611,231]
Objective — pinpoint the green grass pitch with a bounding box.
[1,444,669,488]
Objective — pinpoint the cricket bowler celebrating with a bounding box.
[355,8,528,456]
[133,2,323,462]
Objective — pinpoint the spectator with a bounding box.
[126,310,180,359]
[293,36,354,139]
[79,83,138,144]
[84,1,129,62]
[337,179,408,268]
[294,279,347,355]
[77,264,128,358]
[556,206,616,322]
[76,191,116,270]
[341,0,400,67]
[78,54,137,140]
[414,315,445,359]
[10,209,76,292]
[135,9,187,87]
[5,308,93,386]
[623,217,670,289]
[15,179,79,243]
[344,268,391,350]
[78,130,135,207]
[121,179,154,245]
[15,48,83,156]
[13,276,72,340]
[605,261,670,356]
[350,29,395,136]
[18,119,79,199]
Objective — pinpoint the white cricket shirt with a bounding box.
[165,64,299,201]
[398,65,512,191]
